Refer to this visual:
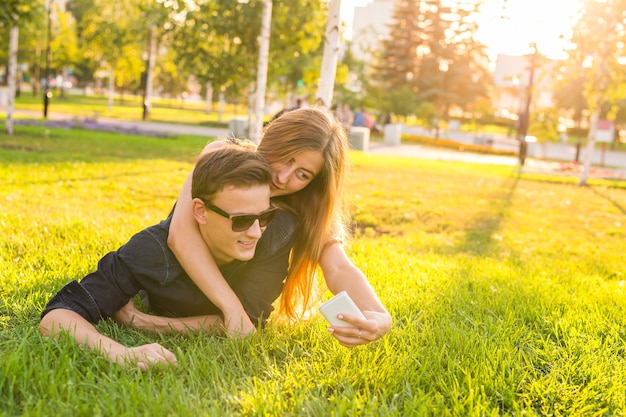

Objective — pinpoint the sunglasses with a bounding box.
[204,203,278,232]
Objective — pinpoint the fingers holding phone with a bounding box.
[319,291,368,347]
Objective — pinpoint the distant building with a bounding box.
[351,0,398,62]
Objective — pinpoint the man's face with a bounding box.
[195,184,272,265]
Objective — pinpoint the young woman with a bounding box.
[118,106,392,348]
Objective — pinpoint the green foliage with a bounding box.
[0,0,42,25]
[374,0,491,118]
[1,125,626,415]
[528,107,561,143]
[77,0,146,93]
[166,0,326,102]
[0,0,45,74]
[564,0,626,113]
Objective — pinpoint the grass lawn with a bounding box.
[1,123,626,416]
[7,94,247,127]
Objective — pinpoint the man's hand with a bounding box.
[114,343,178,372]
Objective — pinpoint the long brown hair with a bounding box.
[257,107,349,318]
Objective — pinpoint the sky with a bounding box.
[339,0,583,59]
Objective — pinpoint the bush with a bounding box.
[401,133,517,156]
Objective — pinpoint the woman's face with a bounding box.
[269,149,324,197]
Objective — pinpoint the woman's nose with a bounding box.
[276,167,292,184]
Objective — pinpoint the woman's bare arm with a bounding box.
[319,243,392,347]
[167,142,255,337]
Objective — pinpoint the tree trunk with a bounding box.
[32,44,41,98]
[205,82,213,114]
[108,69,115,112]
[315,0,341,108]
[143,26,157,120]
[250,0,272,144]
[248,84,255,137]
[218,91,225,122]
[6,25,19,135]
[579,107,599,186]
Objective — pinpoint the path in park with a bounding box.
[5,109,626,180]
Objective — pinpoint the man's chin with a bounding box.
[237,248,257,261]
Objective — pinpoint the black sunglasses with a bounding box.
[204,203,278,232]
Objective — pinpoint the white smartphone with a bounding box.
[319,291,366,327]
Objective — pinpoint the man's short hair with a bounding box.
[191,143,272,203]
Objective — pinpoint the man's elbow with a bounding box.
[39,310,56,337]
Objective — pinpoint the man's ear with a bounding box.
[192,198,208,225]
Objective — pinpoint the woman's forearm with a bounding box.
[168,206,245,318]
[320,243,389,314]
[319,243,392,345]
[168,152,248,319]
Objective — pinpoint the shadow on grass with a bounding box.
[442,168,521,257]
[588,185,626,215]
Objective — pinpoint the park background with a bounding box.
[2,0,626,415]
[3,1,626,161]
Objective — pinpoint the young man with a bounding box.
[40,143,290,371]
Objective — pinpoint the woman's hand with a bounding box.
[326,310,392,348]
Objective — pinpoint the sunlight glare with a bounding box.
[477,0,582,59]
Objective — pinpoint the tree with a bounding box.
[46,5,80,98]
[375,0,490,125]
[0,0,44,134]
[563,0,626,185]
[316,0,341,107]
[553,68,587,129]
[70,0,148,109]
[250,0,272,143]
[333,40,365,110]
[375,0,423,93]
[167,0,326,115]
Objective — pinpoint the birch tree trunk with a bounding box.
[5,25,19,135]
[579,107,599,186]
[218,91,225,122]
[108,68,115,112]
[250,0,272,144]
[143,26,157,120]
[205,82,213,114]
[316,0,342,108]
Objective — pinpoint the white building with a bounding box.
[350,0,398,62]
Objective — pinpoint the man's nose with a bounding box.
[245,219,263,238]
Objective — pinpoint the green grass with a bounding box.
[1,124,626,416]
[7,93,248,126]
